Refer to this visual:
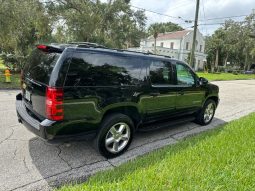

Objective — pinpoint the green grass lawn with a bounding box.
[197,72,255,81]
[58,113,255,191]
[0,72,20,89]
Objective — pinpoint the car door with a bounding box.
[140,59,177,121]
[174,61,205,114]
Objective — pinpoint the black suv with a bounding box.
[16,43,219,158]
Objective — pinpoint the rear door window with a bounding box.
[23,49,60,84]
[64,52,147,87]
[149,60,174,85]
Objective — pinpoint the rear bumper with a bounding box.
[16,93,57,140]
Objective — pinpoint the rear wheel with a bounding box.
[195,99,216,125]
[95,114,134,158]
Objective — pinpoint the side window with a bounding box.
[149,60,174,85]
[176,62,195,86]
[64,52,146,86]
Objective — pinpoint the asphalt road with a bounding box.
[1,80,255,191]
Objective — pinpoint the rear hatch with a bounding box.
[22,46,62,120]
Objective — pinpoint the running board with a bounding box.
[138,116,195,132]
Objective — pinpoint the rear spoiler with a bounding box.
[36,44,64,53]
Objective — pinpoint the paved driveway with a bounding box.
[1,80,255,191]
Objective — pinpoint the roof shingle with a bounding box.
[148,30,192,40]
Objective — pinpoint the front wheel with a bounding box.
[195,99,216,126]
[95,114,134,158]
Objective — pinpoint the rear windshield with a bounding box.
[23,49,60,84]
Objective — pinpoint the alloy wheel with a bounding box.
[105,122,131,154]
[204,103,215,123]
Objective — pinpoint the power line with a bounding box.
[199,14,248,21]
[199,23,225,26]
[130,4,249,24]
[165,0,193,11]
[130,5,187,21]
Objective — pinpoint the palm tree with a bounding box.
[153,31,158,54]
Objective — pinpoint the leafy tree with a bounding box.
[205,12,255,72]
[147,22,183,36]
[147,22,183,54]
[46,0,146,48]
[0,0,52,70]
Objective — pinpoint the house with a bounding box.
[129,29,207,71]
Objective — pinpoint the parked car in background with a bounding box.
[16,43,219,158]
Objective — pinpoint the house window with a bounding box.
[186,42,189,50]
[160,42,164,47]
[152,43,154,47]
[200,45,203,52]
[170,42,174,49]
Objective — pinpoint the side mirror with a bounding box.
[199,77,208,85]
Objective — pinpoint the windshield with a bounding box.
[23,49,60,84]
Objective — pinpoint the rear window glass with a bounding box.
[23,49,60,84]
[65,52,149,87]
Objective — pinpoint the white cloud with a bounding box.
[130,0,255,35]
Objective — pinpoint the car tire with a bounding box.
[195,99,216,126]
[94,113,134,158]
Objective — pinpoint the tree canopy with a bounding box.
[0,0,147,70]
[1,0,254,72]
[205,13,255,72]
[147,22,183,37]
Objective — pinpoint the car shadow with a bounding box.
[28,117,226,188]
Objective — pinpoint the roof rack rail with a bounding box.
[68,42,106,48]
[66,42,170,58]
[143,51,156,55]
[120,49,143,54]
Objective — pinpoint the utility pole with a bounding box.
[189,0,200,69]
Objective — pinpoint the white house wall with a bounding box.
[132,30,207,71]
[154,39,181,50]
[183,30,205,53]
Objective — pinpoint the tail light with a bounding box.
[37,44,48,52]
[46,87,64,121]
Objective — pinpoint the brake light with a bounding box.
[46,87,64,121]
[37,44,48,51]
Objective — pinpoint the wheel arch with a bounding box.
[204,96,219,107]
[102,106,142,129]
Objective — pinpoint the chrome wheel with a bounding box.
[105,122,131,154]
[204,103,215,123]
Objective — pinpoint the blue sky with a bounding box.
[129,0,255,35]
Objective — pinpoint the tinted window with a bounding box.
[176,62,195,86]
[24,49,60,84]
[64,52,147,86]
[149,60,174,85]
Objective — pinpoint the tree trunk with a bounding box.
[211,60,215,73]
[224,53,229,68]
[244,51,249,70]
[215,48,219,72]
